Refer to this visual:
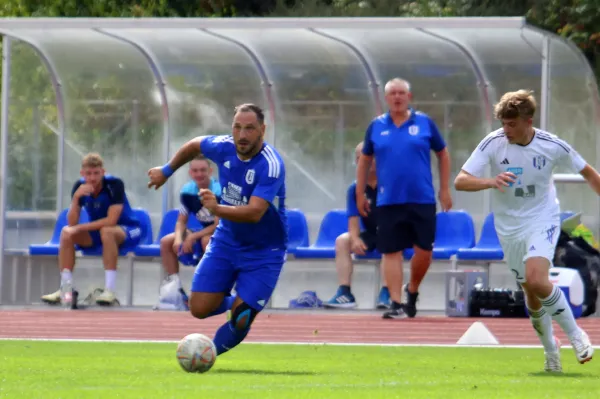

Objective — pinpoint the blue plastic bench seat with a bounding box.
[286,208,310,256]
[433,210,476,259]
[456,213,503,261]
[294,210,347,259]
[133,208,203,258]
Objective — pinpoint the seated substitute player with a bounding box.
[157,155,222,309]
[455,90,597,372]
[41,153,141,307]
[324,141,390,309]
[148,103,287,357]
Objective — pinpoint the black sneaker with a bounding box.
[404,284,419,318]
[382,302,407,319]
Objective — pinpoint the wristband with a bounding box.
[161,163,174,178]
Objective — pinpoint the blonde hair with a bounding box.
[494,90,537,120]
[81,153,103,168]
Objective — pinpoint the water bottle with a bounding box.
[60,280,73,310]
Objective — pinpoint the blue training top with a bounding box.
[71,174,139,227]
[199,135,288,251]
[178,179,222,228]
[363,109,446,206]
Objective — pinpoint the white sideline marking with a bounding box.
[0,337,598,349]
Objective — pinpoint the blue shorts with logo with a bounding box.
[191,240,286,311]
[83,224,142,250]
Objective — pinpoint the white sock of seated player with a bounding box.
[105,270,117,292]
[541,285,580,337]
[61,269,73,285]
[527,306,557,352]
[169,273,182,288]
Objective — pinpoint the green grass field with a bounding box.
[1,340,598,398]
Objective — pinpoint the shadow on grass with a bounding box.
[213,368,316,376]
[529,371,591,378]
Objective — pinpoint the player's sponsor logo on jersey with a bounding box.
[245,169,255,185]
[408,125,419,136]
[224,161,230,169]
[533,155,546,170]
[222,182,248,206]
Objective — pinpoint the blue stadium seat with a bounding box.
[456,213,504,261]
[80,208,154,257]
[286,208,310,255]
[134,208,203,257]
[294,209,347,259]
[29,208,90,256]
[433,210,476,259]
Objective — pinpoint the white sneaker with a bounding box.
[544,336,563,372]
[569,328,594,364]
[96,290,119,306]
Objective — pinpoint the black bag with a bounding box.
[553,230,600,317]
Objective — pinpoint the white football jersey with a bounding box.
[461,128,587,237]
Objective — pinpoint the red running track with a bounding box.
[0,309,599,345]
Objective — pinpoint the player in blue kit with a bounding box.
[357,78,453,319]
[41,153,141,307]
[148,103,287,356]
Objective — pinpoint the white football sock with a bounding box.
[105,270,117,292]
[527,306,558,353]
[61,269,73,284]
[541,285,579,338]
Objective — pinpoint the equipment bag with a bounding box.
[554,230,600,317]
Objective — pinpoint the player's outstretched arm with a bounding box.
[148,136,206,190]
[579,164,600,196]
[454,170,494,192]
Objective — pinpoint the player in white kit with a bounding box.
[455,90,597,372]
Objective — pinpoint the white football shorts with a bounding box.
[498,220,561,283]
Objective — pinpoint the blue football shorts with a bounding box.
[85,224,142,249]
[191,240,285,311]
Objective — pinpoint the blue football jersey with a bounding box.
[363,110,446,206]
[200,135,287,251]
[179,178,222,228]
[71,175,139,227]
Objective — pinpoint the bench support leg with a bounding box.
[127,255,135,306]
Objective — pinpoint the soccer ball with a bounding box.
[176,333,217,373]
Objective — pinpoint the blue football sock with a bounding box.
[213,321,250,356]
[207,295,236,317]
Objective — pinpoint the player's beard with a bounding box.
[236,140,260,158]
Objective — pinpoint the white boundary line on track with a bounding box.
[1,337,599,349]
